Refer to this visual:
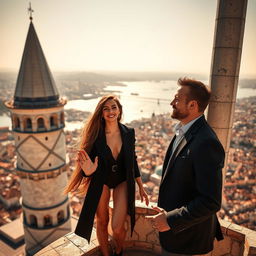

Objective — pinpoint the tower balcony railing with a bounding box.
[35,201,256,256]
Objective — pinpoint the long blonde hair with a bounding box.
[64,95,123,195]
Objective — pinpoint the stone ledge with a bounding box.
[35,229,101,256]
[36,202,256,256]
[218,219,256,256]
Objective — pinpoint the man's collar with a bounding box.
[175,115,203,136]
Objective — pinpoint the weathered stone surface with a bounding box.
[246,237,256,255]
[50,236,69,248]
[212,235,232,256]
[125,249,159,255]
[36,204,256,256]
[231,240,242,256]
[35,246,58,256]
[219,219,232,235]
[37,248,60,256]
[134,215,154,241]
[134,241,153,250]
[124,240,135,248]
[227,223,245,242]
[54,239,84,256]
[153,244,162,255]
[67,233,90,252]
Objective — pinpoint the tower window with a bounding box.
[29,215,38,227]
[45,136,48,141]
[14,116,20,130]
[23,212,26,223]
[57,210,65,224]
[44,215,53,227]
[39,173,45,180]
[47,173,53,179]
[50,116,57,129]
[60,112,64,126]
[25,118,32,131]
[37,118,46,131]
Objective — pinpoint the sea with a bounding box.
[1,80,255,131]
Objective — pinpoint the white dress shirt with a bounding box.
[172,115,203,154]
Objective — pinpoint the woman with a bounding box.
[65,95,149,256]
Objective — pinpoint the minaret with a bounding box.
[5,5,71,255]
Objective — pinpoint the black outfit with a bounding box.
[105,144,126,189]
[158,116,225,255]
[75,123,140,242]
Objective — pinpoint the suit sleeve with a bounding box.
[132,129,141,178]
[166,137,224,233]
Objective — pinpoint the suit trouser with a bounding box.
[161,248,212,256]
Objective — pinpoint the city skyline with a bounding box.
[1,0,256,77]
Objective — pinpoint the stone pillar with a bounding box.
[207,0,248,170]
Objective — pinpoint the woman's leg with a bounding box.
[96,185,111,256]
[112,181,128,254]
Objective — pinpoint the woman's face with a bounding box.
[102,99,120,122]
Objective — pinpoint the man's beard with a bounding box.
[171,108,189,120]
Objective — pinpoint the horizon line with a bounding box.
[0,68,255,79]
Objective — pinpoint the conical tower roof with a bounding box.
[14,21,60,108]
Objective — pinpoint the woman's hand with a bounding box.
[77,149,98,176]
[139,186,149,206]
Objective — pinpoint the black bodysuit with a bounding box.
[105,144,126,188]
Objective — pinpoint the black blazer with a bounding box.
[75,123,140,242]
[158,115,225,254]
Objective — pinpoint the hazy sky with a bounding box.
[1,0,255,76]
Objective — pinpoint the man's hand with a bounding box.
[145,206,171,232]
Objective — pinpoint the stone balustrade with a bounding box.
[36,201,256,256]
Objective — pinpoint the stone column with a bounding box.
[207,0,248,170]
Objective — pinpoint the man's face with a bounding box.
[170,86,190,121]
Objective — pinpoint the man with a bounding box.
[146,78,225,256]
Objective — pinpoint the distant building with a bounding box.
[0,184,20,209]
[0,127,12,141]
[149,165,162,186]
[5,14,71,255]
[0,218,25,256]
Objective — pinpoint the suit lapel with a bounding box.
[161,136,176,178]
[160,115,206,185]
[171,136,188,161]
[161,136,189,184]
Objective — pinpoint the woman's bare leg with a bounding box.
[112,181,128,254]
[96,185,111,256]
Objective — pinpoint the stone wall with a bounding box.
[35,202,256,256]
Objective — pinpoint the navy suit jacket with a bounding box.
[158,115,224,254]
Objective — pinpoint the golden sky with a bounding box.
[1,0,255,77]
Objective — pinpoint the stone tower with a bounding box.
[5,16,71,255]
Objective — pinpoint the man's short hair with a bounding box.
[178,77,211,112]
